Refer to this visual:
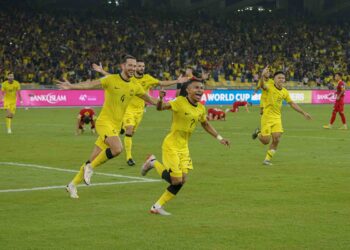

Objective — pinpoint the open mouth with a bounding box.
[195,93,203,98]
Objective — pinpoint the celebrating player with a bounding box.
[141,80,230,215]
[207,108,226,120]
[252,67,312,165]
[76,107,96,135]
[323,72,347,130]
[253,69,274,115]
[93,60,188,166]
[57,55,159,198]
[1,73,22,134]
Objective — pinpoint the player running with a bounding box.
[57,55,159,199]
[323,72,347,130]
[1,73,22,134]
[252,67,312,165]
[141,80,230,215]
[93,60,188,166]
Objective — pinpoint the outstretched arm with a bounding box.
[139,93,159,106]
[201,120,230,146]
[159,75,188,87]
[92,63,110,76]
[289,102,312,120]
[56,78,101,90]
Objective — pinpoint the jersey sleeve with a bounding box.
[284,90,292,103]
[169,98,180,112]
[100,75,113,89]
[147,75,160,87]
[199,105,207,123]
[134,82,146,97]
[79,109,85,116]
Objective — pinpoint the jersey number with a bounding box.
[190,118,196,128]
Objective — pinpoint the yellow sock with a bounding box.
[72,163,85,185]
[154,160,166,176]
[265,149,276,161]
[91,149,111,169]
[6,118,11,130]
[124,136,132,160]
[156,190,175,207]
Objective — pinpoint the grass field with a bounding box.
[0,104,349,249]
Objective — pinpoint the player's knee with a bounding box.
[171,178,183,186]
[167,183,183,195]
[109,144,123,156]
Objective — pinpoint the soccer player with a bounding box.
[93,61,188,166]
[1,73,22,134]
[228,100,251,113]
[253,69,274,115]
[76,107,96,135]
[207,108,226,121]
[141,80,230,215]
[323,72,347,130]
[57,55,159,199]
[252,67,312,165]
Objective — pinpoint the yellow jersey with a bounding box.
[126,74,159,111]
[163,96,206,150]
[263,84,292,119]
[260,79,274,108]
[1,80,21,104]
[97,74,145,129]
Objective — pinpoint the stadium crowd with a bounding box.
[0,9,349,86]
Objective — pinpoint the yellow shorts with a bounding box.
[3,102,16,114]
[123,110,144,132]
[261,116,283,136]
[162,147,193,178]
[94,122,120,150]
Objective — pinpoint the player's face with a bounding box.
[122,59,136,78]
[8,74,14,82]
[187,81,204,103]
[274,74,285,88]
[136,62,145,76]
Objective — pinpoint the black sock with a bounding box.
[161,170,171,184]
[167,184,183,195]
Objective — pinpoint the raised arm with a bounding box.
[159,75,188,87]
[138,93,159,106]
[56,78,101,90]
[201,120,230,146]
[156,88,171,111]
[289,101,312,120]
[259,65,270,90]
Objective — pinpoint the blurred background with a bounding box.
[0,0,349,89]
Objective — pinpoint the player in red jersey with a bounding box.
[77,107,96,135]
[323,73,347,130]
[207,108,226,121]
[227,100,251,113]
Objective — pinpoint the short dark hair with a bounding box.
[179,79,204,97]
[83,116,91,124]
[137,59,145,63]
[121,54,136,63]
[273,71,285,77]
[334,72,343,78]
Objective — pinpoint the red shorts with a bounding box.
[333,101,344,112]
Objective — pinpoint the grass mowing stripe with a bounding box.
[0,162,160,181]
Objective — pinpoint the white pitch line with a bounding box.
[0,162,159,181]
[0,179,159,193]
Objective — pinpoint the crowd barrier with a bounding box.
[1,89,349,107]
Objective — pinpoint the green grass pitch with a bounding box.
[0,104,349,249]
